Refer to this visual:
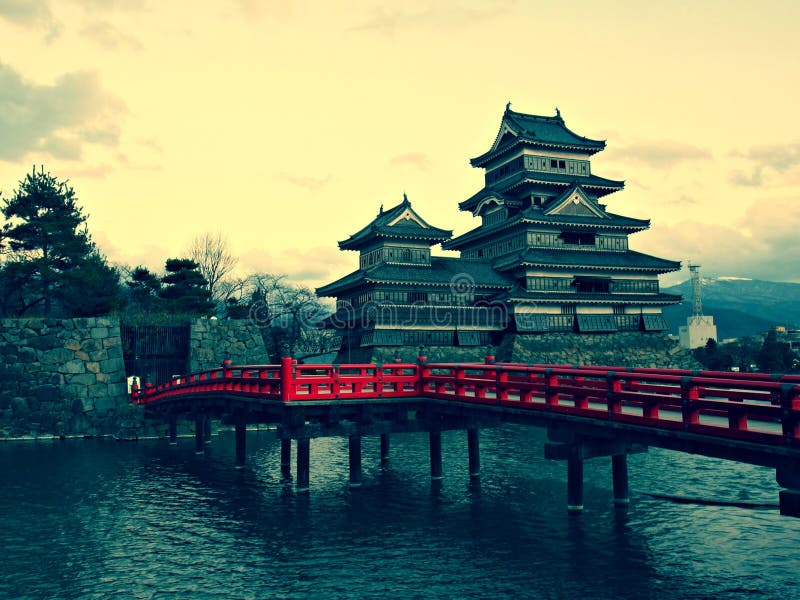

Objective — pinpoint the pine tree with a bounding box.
[159,258,215,315]
[1,166,101,315]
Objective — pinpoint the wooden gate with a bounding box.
[121,325,190,386]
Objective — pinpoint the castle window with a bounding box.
[558,160,566,169]
[409,291,428,304]
[550,159,558,168]
[560,231,596,246]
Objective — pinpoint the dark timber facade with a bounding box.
[317,106,682,360]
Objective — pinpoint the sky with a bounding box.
[1,0,799,291]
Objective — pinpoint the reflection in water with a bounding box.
[0,426,798,598]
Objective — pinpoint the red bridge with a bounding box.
[132,356,800,517]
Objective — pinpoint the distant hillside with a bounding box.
[662,278,800,339]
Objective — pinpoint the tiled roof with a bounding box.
[316,256,514,296]
[471,107,606,167]
[493,248,681,273]
[501,289,682,305]
[459,172,624,211]
[339,195,452,250]
[443,212,649,251]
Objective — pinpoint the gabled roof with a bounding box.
[545,184,607,219]
[339,195,452,250]
[316,256,514,296]
[493,248,681,274]
[458,172,624,211]
[471,105,606,168]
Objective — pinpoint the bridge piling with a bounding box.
[612,454,629,506]
[235,420,246,468]
[203,416,212,445]
[567,454,584,513]
[349,435,362,487]
[296,438,310,492]
[468,429,480,478]
[194,415,204,454]
[429,430,443,480]
[168,416,177,445]
[281,439,292,481]
[380,434,390,463]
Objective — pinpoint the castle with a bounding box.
[317,106,693,367]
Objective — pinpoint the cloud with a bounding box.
[606,140,711,168]
[0,0,61,39]
[729,143,800,188]
[389,152,432,171]
[663,194,697,205]
[0,63,127,162]
[80,20,143,50]
[70,164,113,179]
[279,173,332,192]
[640,197,800,283]
[350,1,514,36]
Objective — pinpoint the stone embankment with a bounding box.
[0,317,130,439]
[189,319,270,372]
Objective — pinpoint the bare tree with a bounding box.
[188,232,238,301]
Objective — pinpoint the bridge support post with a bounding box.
[194,415,204,454]
[429,430,443,480]
[203,416,212,445]
[777,465,800,517]
[380,434,390,463]
[281,439,292,481]
[168,416,177,445]
[235,420,246,468]
[567,455,583,513]
[467,428,480,478]
[349,435,362,487]
[612,454,629,506]
[296,438,310,492]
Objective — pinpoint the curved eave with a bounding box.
[520,217,649,233]
[514,261,680,274]
[442,219,524,250]
[508,177,624,196]
[338,232,452,250]
[470,138,605,168]
[366,278,512,290]
[507,293,682,305]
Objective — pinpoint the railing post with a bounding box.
[417,354,428,395]
[496,365,509,402]
[681,376,699,427]
[280,356,294,402]
[780,384,800,443]
[606,372,622,416]
[544,368,559,408]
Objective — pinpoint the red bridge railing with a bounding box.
[131,357,800,447]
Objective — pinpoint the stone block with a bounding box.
[90,327,109,340]
[43,348,72,366]
[34,385,59,403]
[94,395,118,413]
[88,349,108,362]
[11,397,28,416]
[88,384,109,399]
[27,334,58,350]
[81,339,102,352]
[18,348,37,363]
[74,351,89,361]
[102,336,121,349]
[96,317,113,328]
[67,373,96,386]
[86,362,100,374]
[100,357,125,374]
[107,382,128,398]
[61,360,85,374]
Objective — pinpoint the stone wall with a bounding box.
[0,317,132,439]
[335,332,699,369]
[189,318,271,371]
[496,331,700,369]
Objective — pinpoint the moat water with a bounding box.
[1,426,798,599]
